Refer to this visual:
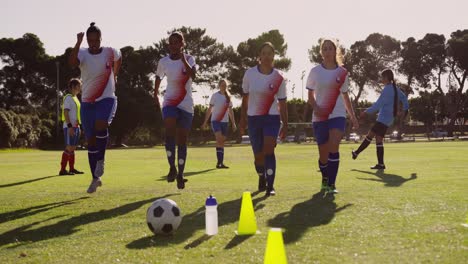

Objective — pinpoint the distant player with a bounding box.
[154,32,197,189]
[307,39,359,195]
[202,79,237,169]
[239,42,288,197]
[68,22,122,193]
[59,78,84,176]
[352,69,409,169]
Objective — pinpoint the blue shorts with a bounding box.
[248,115,280,154]
[211,121,228,136]
[162,106,193,130]
[63,127,80,146]
[81,97,117,139]
[312,117,346,145]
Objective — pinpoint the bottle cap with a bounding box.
[205,195,217,206]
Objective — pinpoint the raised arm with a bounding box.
[69,32,84,68]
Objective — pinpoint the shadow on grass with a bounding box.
[157,169,217,181]
[353,169,417,187]
[0,175,60,188]
[268,192,352,244]
[127,193,267,249]
[0,197,90,224]
[0,194,177,248]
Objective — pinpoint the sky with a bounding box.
[2,0,467,106]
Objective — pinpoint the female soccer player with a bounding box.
[69,22,122,193]
[306,39,359,194]
[154,32,197,190]
[59,78,84,176]
[352,69,409,169]
[239,42,288,197]
[202,79,237,169]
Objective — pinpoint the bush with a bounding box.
[0,109,54,148]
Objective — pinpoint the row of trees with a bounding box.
[0,28,467,147]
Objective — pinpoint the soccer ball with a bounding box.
[146,198,182,235]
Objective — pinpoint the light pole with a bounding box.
[56,60,60,136]
[301,70,306,101]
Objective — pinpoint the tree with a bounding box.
[345,34,400,105]
[445,29,468,136]
[0,33,56,111]
[227,30,292,96]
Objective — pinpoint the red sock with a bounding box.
[61,151,69,171]
[69,151,75,170]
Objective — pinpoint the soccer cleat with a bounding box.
[70,169,84,174]
[176,174,187,190]
[265,187,276,197]
[59,170,74,176]
[216,163,229,169]
[95,160,105,177]
[351,150,358,160]
[370,164,386,170]
[328,184,339,194]
[258,176,267,192]
[323,185,338,197]
[87,178,102,193]
[321,182,328,192]
[320,177,328,192]
[167,166,177,182]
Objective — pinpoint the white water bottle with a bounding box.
[205,195,218,235]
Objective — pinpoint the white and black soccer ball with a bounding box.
[146,198,182,235]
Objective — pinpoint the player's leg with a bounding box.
[162,106,178,182]
[326,117,346,194]
[370,122,388,170]
[68,127,83,174]
[175,108,193,189]
[313,120,330,191]
[81,103,101,193]
[263,115,281,196]
[93,98,117,178]
[352,128,376,159]
[248,116,266,192]
[372,135,386,170]
[212,121,228,168]
[59,127,73,175]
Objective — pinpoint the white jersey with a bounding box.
[242,66,287,116]
[78,47,121,103]
[62,95,79,128]
[156,55,196,114]
[306,64,349,122]
[209,92,233,122]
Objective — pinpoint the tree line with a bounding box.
[0,27,467,148]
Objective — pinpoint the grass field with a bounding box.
[0,142,467,263]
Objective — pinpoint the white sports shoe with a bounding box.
[87,178,102,193]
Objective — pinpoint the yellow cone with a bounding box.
[236,191,257,235]
[264,228,287,264]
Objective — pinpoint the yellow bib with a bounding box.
[61,94,81,125]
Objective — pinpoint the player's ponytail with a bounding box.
[219,79,231,103]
